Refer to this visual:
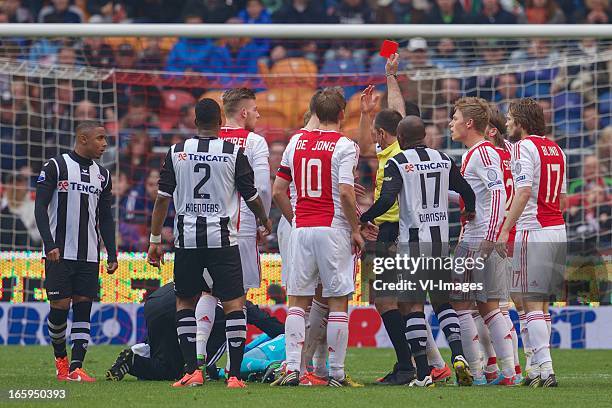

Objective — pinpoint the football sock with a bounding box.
[69,301,92,372]
[502,310,521,373]
[382,309,414,371]
[302,300,328,373]
[484,309,515,379]
[526,311,553,379]
[474,313,498,373]
[434,303,463,362]
[425,320,445,369]
[285,307,305,373]
[48,307,69,358]
[195,294,216,364]
[176,308,198,374]
[544,313,552,339]
[327,312,349,381]
[225,310,247,379]
[405,312,429,380]
[458,310,483,378]
[518,311,533,369]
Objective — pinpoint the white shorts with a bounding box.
[238,235,261,291]
[277,217,292,287]
[511,228,566,298]
[288,227,356,298]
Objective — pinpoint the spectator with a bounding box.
[213,18,269,77]
[598,126,612,174]
[238,0,272,23]
[176,104,197,134]
[0,170,40,249]
[475,0,517,23]
[119,130,160,184]
[87,0,115,23]
[44,80,75,147]
[495,73,519,113]
[2,0,33,23]
[137,39,166,70]
[118,96,161,143]
[74,99,99,122]
[577,0,612,23]
[376,0,426,24]
[568,154,612,194]
[431,38,462,69]
[268,140,287,183]
[567,185,611,250]
[575,103,601,148]
[272,0,329,23]
[56,45,80,66]
[424,124,444,149]
[403,37,433,69]
[201,0,235,23]
[0,92,27,172]
[83,37,115,68]
[28,38,64,65]
[267,284,287,304]
[438,78,462,105]
[165,14,217,73]
[333,0,373,24]
[518,0,566,23]
[38,0,83,23]
[321,42,365,98]
[425,0,467,24]
[511,39,560,97]
[537,98,556,140]
[399,38,435,106]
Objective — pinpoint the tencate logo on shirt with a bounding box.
[57,181,102,195]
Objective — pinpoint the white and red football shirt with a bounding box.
[512,135,566,231]
[219,127,270,237]
[277,129,358,230]
[495,145,517,253]
[460,139,506,242]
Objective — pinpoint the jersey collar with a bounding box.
[69,151,93,166]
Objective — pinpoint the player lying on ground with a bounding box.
[35,121,118,383]
[106,283,284,382]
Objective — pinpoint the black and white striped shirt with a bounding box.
[35,151,116,263]
[158,136,258,249]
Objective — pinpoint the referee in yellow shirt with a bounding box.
[356,54,421,385]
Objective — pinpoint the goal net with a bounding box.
[0,34,610,308]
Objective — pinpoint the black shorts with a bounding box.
[373,222,400,298]
[173,246,244,302]
[44,259,99,301]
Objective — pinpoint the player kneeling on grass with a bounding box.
[106,283,284,382]
[35,121,118,383]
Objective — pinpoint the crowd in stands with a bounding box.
[0,0,610,255]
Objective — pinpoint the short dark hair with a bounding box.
[313,87,346,123]
[405,101,421,117]
[509,98,546,136]
[374,109,403,136]
[195,98,222,129]
[76,120,103,136]
[222,88,256,117]
[487,106,507,148]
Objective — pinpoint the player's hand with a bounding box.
[461,210,475,222]
[360,222,379,241]
[46,248,61,263]
[106,261,118,275]
[351,230,366,254]
[258,218,273,237]
[479,239,495,260]
[495,230,509,258]
[147,243,165,268]
[360,85,379,115]
[354,183,367,199]
[385,53,400,76]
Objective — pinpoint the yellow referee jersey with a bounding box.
[374,140,401,224]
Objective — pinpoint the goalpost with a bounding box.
[0,24,609,311]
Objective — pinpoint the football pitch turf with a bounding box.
[1,347,610,407]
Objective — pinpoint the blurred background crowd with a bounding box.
[0,0,610,258]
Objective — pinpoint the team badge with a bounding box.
[514,162,522,175]
[177,152,187,161]
[37,171,46,183]
[487,169,498,181]
[404,163,414,172]
[57,181,69,191]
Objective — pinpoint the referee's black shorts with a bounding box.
[44,259,99,301]
[375,222,399,257]
[173,246,244,302]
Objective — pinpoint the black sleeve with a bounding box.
[98,169,117,263]
[245,301,284,338]
[34,160,58,252]
[360,160,403,223]
[449,159,476,213]
[234,148,258,201]
[158,148,176,196]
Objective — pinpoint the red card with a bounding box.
[379,40,399,58]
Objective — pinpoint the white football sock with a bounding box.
[195,293,217,362]
[484,309,515,379]
[458,310,483,378]
[544,312,552,339]
[502,310,521,373]
[526,311,553,379]
[474,313,498,373]
[518,311,533,369]
[425,320,445,369]
[327,312,349,381]
[285,307,306,373]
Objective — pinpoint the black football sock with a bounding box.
[405,311,430,380]
[381,309,414,372]
[70,301,92,372]
[176,309,198,374]
[48,307,69,358]
[225,310,247,379]
[434,303,463,362]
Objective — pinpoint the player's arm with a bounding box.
[360,159,402,223]
[386,53,406,117]
[357,86,378,157]
[480,151,506,243]
[34,160,60,261]
[252,138,272,217]
[448,159,476,219]
[98,169,118,273]
[235,148,272,235]
[245,300,284,338]
[338,141,365,253]
[272,173,293,223]
[148,148,175,267]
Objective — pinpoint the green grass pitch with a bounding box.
[0,346,610,407]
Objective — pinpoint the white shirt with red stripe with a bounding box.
[218,127,270,237]
[277,129,358,231]
[460,139,506,242]
[512,135,566,231]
